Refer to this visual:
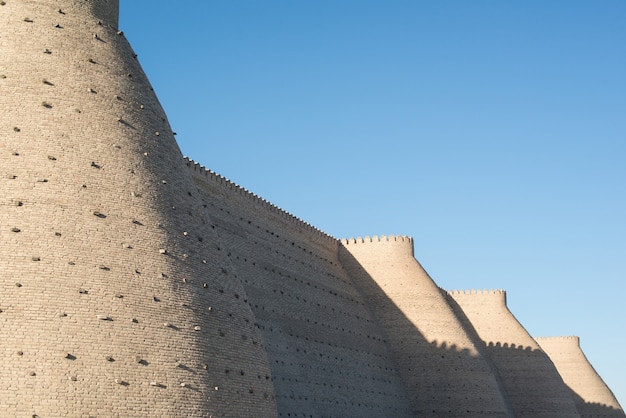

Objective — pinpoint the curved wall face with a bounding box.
[59,0,120,25]
[188,163,414,418]
[339,237,511,417]
[448,290,580,418]
[0,2,276,417]
[535,337,625,417]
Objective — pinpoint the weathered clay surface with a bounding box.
[1,1,623,417]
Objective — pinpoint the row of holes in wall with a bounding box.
[260,323,395,375]
[201,198,343,273]
[206,218,365,308]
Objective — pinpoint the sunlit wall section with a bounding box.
[448,290,580,417]
[536,336,625,417]
[339,236,511,417]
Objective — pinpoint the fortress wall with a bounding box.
[0,2,276,417]
[3,2,622,417]
[448,290,580,417]
[339,236,511,417]
[535,336,625,417]
[188,161,414,417]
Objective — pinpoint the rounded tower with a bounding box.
[536,336,624,416]
[339,236,511,417]
[448,290,580,417]
[0,1,276,416]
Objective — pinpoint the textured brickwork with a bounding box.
[0,1,276,416]
[1,1,624,417]
[536,337,625,417]
[188,162,414,418]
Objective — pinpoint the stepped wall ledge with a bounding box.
[185,157,336,243]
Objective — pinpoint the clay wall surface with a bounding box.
[188,161,414,418]
[0,1,276,416]
[2,1,623,417]
[448,290,580,417]
[338,236,512,417]
[536,336,625,417]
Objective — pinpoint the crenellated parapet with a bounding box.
[340,234,413,244]
[448,289,508,307]
[185,158,335,243]
[340,235,414,259]
[535,336,580,343]
[448,289,506,296]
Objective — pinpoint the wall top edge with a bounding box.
[184,157,337,242]
[340,235,413,245]
[535,336,580,341]
[447,289,507,296]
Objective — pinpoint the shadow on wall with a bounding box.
[480,342,625,418]
[569,389,626,418]
[338,246,623,418]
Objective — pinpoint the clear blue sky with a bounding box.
[120,1,625,406]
